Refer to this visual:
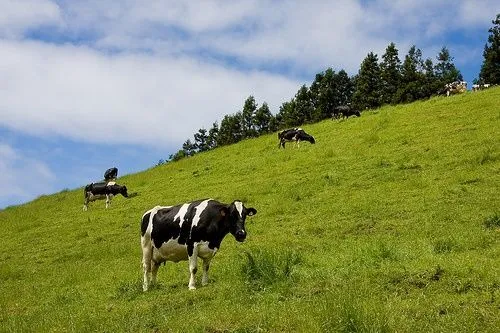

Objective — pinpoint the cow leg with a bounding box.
[141,237,153,291]
[105,194,111,208]
[201,257,213,286]
[151,260,161,286]
[83,194,89,211]
[188,245,199,290]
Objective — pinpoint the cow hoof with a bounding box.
[189,286,196,290]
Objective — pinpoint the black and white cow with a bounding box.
[332,105,361,120]
[83,181,128,211]
[441,81,467,96]
[104,167,118,181]
[278,128,316,148]
[141,199,257,291]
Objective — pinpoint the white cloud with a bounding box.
[1,0,499,149]
[0,40,300,148]
[0,143,56,207]
[0,0,61,38]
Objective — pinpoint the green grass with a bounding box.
[1,88,499,332]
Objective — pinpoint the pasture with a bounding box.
[1,88,499,332]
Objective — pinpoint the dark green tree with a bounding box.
[168,149,187,162]
[182,139,196,156]
[352,52,382,110]
[241,96,258,138]
[380,42,402,105]
[207,122,219,150]
[278,99,299,128]
[435,47,462,85]
[254,102,273,134]
[310,69,336,120]
[193,128,209,152]
[335,69,354,107]
[268,113,281,133]
[394,45,425,103]
[422,57,440,98]
[294,85,315,124]
[218,113,243,146]
[309,68,353,120]
[479,13,500,84]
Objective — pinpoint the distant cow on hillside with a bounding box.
[332,105,361,120]
[83,181,128,211]
[278,128,316,148]
[141,199,257,290]
[441,81,467,96]
[104,167,118,181]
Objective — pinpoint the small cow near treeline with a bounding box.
[332,105,361,120]
[441,81,467,96]
[278,128,316,148]
[472,83,491,91]
[141,199,257,291]
[83,181,128,211]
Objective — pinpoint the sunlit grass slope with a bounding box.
[1,88,499,332]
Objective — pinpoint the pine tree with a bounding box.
[310,68,354,120]
[182,139,196,156]
[193,128,209,152]
[435,47,462,85]
[254,102,273,134]
[218,114,243,146]
[207,122,219,150]
[241,96,258,138]
[479,13,500,84]
[168,149,187,162]
[422,58,439,98]
[335,69,354,107]
[278,99,298,128]
[294,85,315,124]
[352,52,382,110]
[394,45,425,103]
[380,42,401,105]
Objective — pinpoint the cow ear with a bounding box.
[247,208,257,216]
[220,207,229,217]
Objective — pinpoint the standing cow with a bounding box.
[83,181,128,211]
[332,105,361,120]
[278,128,316,148]
[141,199,257,291]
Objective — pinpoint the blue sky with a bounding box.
[1,0,499,209]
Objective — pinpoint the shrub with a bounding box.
[484,213,500,229]
[240,248,302,291]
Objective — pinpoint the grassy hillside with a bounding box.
[1,88,499,332]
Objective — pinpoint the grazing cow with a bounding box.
[442,81,467,96]
[473,83,492,91]
[83,181,128,211]
[278,128,316,148]
[104,167,118,181]
[332,105,361,120]
[141,199,257,291]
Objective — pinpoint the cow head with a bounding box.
[120,185,129,198]
[221,201,257,242]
